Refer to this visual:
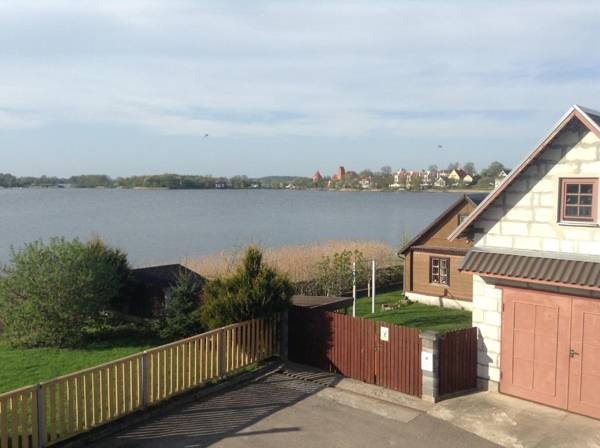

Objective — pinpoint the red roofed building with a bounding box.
[332,166,346,181]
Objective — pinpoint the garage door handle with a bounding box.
[569,349,579,358]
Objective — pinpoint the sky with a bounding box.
[2,1,600,178]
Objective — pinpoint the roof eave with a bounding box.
[398,194,468,256]
[448,105,600,241]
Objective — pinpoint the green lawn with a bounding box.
[347,289,472,333]
[0,338,158,394]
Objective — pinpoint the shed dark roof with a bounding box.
[466,192,488,205]
[460,249,600,290]
[133,264,206,288]
[292,295,353,311]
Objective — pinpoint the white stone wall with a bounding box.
[471,275,501,386]
[471,123,600,387]
[405,291,472,311]
[474,124,600,254]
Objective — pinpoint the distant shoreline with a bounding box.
[0,186,492,193]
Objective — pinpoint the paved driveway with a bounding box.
[91,373,496,448]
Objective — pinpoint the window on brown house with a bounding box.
[430,257,449,285]
[560,178,598,223]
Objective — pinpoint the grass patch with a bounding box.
[347,289,472,333]
[0,337,159,394]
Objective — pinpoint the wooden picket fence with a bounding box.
[0,316,280,448]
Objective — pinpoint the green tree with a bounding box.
[0,238,132,347]
[476,161,506,188]
[316,250,367,296]
[200,246,293,329]
[157,269,204,341]
[463,162,476,175]
[409,173,422,191]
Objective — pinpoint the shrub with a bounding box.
[87,237,135,313]
[315,249,368,296]
[0,238,132,347]
[200,246,293,329]
[156,269,204,341]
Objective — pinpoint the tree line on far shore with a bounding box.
[0,161,507,191]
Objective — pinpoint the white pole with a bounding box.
[371,259,376,313]
[352,261,356,318]
[367,278,371,298]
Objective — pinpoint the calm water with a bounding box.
[0,189,461,266]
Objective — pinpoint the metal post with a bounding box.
[352,261,356,317]
[141,351,149,408]
[35,384,45,448]
[371,260,376,313]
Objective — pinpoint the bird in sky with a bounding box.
[204,134,209,138]
[437,144,443,149]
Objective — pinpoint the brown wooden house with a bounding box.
[399,193,487,309]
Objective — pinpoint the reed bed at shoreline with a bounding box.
[183,240,400,282]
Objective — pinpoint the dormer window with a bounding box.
[560,178,598,223]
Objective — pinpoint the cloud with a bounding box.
[1,0,600,141]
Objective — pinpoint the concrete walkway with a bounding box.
[90,373,497,448]
[429,391,600,448]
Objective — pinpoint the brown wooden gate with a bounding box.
[289,307,422,397]
[438,326,477,396]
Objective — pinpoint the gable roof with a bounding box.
[133,263,206,288]
[399,193,487,255]
[449,104,600,241]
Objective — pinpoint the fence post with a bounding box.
[141,351,149,408]
[280,310,289,361]
[35,383,45,448]
[419,331,441,403]
[218,329,226,378]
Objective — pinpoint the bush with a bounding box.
[0,238,133,348]
[201,246,293,329]
[315,249,368,296]
[156,269,204,341]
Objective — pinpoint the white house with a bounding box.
[449,105,600,420]
[494,169,511,188]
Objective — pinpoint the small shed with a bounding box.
[131,264,206,317]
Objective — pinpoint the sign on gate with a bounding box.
[380,326,389,342]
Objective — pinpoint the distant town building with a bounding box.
[345,170,358,178]
[359,177,372,189]
[390,169,407,189]
[312,170,322,183]
[434,176,449,188]
[332,166,346,181]
[447,168,467,183]
[494,169,511,188]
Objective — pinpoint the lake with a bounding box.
[0,189,462,266]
